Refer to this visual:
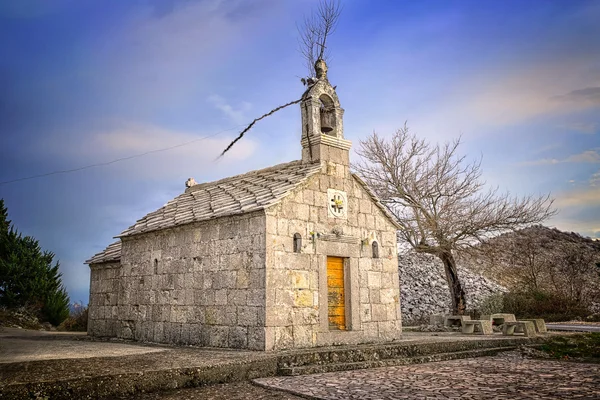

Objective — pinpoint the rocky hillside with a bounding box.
[471,225,600,287]
[398,250,506,325]
[398,226,600,325]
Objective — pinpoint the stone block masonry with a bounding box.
[88,262,120,337]
[88,211,267,350]
[87,59,403,351]
[264,168,402,351]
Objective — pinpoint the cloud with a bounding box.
[555,185,600,209]
[520,149,600,166]
[562,122,598,134]
[207,94,252,125]
[549,215,600,240]
[458,75,599,127]
[591,170,600,187]
[565,150,600,164]
[551,175,600,238]
[555,87,600,106]
[83,0,283,111]
[35,122,258,181]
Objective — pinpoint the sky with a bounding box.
[1,0,599,304]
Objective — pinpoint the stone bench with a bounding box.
[444,315,471,327]
[518,318,547,333]
[502,321,537,337]
[461,320,493,335]
[481,313,516,326]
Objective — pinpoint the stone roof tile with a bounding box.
[85,241,122,265]
[117,160,322,238]
[87,163,399,265]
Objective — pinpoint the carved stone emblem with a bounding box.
[327,189,347,219]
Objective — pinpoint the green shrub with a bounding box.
[57,303,88,332]
[478,293,504,316]
[540,333,600,360]
[43,288,71,326]
[0,199,70,326]
[502,290,590,321]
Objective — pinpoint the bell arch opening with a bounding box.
[319,94,337,136]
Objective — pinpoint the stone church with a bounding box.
[86,60,402,351]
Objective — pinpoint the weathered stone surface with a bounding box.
[87,60,402,352]
[255,352,600,400]
[88,212,267,350]
[399,250,506,325]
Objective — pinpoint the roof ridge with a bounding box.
[186,159,313,193]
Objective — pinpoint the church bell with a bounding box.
[320,108,334,133]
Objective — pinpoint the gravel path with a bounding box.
[254,352,600,399]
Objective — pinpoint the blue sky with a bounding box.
[1,0,599,304]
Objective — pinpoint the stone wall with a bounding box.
[264,161,401,350]
[398,250,506,325]
[90,210,267,350]
[88,262,121,336]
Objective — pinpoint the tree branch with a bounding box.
[219,98,301,158]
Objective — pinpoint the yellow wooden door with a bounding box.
[327,256,346,330]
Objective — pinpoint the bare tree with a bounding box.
[548,241,599,305]
[473,225,600,314]
[354,124,557,315]
[477,227,553,291]
[298,0,342,77]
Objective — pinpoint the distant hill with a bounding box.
[398,225,600,324]
[466,225,600,286]
[464,225,600,314]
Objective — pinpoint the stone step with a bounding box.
[278,346,516,376]
[276,336,543,369]
[0,358,279,400]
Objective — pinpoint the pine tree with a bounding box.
[0,199,70,325]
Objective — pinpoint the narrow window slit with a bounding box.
[293,233,302,253]
[372,242,379,259]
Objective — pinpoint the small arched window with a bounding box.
[293,233,302,253]
[372,241,379,259]
[154,259,159,274]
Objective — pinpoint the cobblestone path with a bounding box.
[132,382,304,399]
[254,352,600,399]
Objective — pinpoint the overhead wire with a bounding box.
[0,125,245,186]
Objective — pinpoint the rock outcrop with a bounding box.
[398,251,506,325]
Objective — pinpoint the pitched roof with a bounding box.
[86,162,399,265]
[86,241,121,265]
[117,160,322,238]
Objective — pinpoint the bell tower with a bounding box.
[300,59,351,166]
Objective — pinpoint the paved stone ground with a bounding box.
[0,327,166,363]
[131,382,304,400]
[2,327,593,399]
[254,352,600,399]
